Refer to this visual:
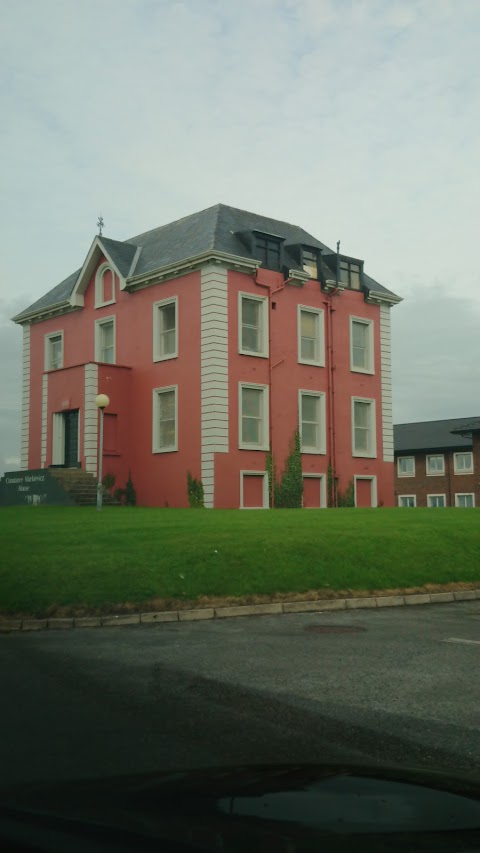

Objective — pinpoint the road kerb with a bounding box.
[1,588,479,634]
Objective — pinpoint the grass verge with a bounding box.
[1,506,479,618]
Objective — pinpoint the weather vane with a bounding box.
[97,215,105,236]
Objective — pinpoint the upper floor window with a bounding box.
[44,331,63,371]
[254,233,283,272]
[152,385,177,453]
[454,451,473,474]
[95,316,115,364]
[426,454,445,475]
[298,306,324,366]
[153,297,178,361]
[352,397,376,457]
[239,293,268,357]
[340,260,362,290]
[95,263,116,308]
[350,317,374,373]
[397,456,415,477]
[302,248,319,280]
[239,383,269,450]
[299,391,326,454]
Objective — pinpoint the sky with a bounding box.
[1,0,479,474]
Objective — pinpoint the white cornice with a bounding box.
[365,290,403,306]
[13,302,81,325]
[125,250,259,291]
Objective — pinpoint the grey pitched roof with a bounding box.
[100,237,138,278]
[14,204,399,321]
[450,418,480,436]
[394,417,479,453]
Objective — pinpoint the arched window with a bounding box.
[95,263,116,307]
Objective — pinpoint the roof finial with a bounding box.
[97,215,105,236]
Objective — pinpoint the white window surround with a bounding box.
[351,397,377,458]
[302,473,327,508]
[238,382,269,450]
[238,292,269,358]
[353,475,378,507]
[455,493,475,507]
[95,263,116,308]
[350,316,374,374]
[454,451,474,474]
[397,456,415,477]
[95,315,116,364]
[427,493,447,507]
[44,331,64,371]
[239,471,269,509]
[153,296,178,362]
[152,385,178,453]
[426,454,445,475]
[398,495,416,507]
[297,305,325,366]
[299,390,326,454]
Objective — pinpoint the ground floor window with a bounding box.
[455,493,475,507]
[427,494,446,507]
[398,495,416,507]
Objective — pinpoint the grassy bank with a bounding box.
[0,507,479,617]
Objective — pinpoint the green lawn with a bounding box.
[0,507,479,617]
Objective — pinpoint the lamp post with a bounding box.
[95,394,110,511]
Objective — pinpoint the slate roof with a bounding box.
[14,204,399,321]
[394,417,480,453]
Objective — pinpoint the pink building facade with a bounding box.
[13,204,401,508]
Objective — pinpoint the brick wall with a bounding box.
[394,438,480,507]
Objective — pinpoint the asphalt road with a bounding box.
[1,601,480,788]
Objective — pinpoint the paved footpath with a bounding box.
[1,600,480,788]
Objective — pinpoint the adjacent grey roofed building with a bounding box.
[394,417,480,453]
[450,418,480,437]
[13,203,399,322]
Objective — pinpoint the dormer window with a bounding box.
[302,248,319,280]
[339,260,362,290]
[95,263,116,308]
[254,233,283,272]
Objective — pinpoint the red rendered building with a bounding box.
[12,205,401,508]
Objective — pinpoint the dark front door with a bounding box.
[64,410,79,468]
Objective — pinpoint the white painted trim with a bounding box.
[128,250,259,290]
[153,295,178,362]
[453,451,474,474]
[426,454,445,476]
[238,382,269,451]
[427,493,447,507]
[95,263,116,308]
[380,304,393,463]
[200,265,229,508]
[297,305,325,367]
[397,455,415,477]
[302,473,327,508]
[94,315,116,364]
[20,325,30,469]
[455,493,475,507]
[298,389,326,454]
[351,397,377,458]
[84,364,98,474]
[240,470,269,509]
[238,291,269,358]
[69,237,126,307]
[41,375,48,468]
[350,316,374,374]
[152,385,178,453]
[354,475,378,507]
[398,494,416,507]
[52,412,65,466]
[44,330,64,371]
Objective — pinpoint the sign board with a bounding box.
[0,469,75,507]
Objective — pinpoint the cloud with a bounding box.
[1,0,480,469]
